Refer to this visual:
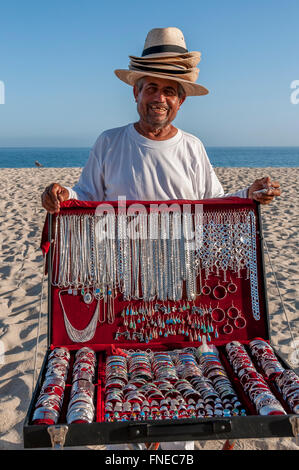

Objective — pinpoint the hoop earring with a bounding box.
[227,305,240,320]
[211,306,226,323]
[223,322,233,335]
[227,278,237,294]
[201,281,211,296]
[234,316,247,329]
[213,283,227,300]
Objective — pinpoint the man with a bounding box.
[41,28,281,450]
[42,27,280,212]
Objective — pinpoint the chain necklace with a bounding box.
[52,207,260,320]
[58,289,99,342]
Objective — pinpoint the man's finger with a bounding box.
[259,197,275,205]
[42,190,60,213]
[259,175,271,186]
[47,184,63,207]
[57,191,65,203]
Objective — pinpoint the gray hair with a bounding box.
[135,76,186,99]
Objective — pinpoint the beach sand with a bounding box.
[0,166,298,450]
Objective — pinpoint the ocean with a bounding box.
[0,146,298,168]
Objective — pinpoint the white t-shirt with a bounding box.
[67,124,248,201]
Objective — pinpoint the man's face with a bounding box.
[133,76,185,130]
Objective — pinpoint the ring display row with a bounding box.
[226,341,287,416]
[104,348,246,422]
[249,339,299,414]
[32,347,70,424]
[66,347,96,424]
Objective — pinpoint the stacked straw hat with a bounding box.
[114,27,209,97]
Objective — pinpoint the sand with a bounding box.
[0,166,298,450]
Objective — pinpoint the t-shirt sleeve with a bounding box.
[66,137,105,201]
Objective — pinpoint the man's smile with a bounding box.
[148,103,169,114]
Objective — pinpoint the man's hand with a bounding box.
[248,176,281,205]
[41,183,69,214]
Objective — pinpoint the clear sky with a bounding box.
[0,0,298,147]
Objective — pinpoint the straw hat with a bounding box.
[114,27,209,97]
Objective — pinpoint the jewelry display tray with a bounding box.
[23,198,299,448]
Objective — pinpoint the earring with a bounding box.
[227,304,240,320]
[201,281,211,296]
[223,321,233,335]
[227,277,237,294]
[213,282,227,300]
[234,316,247,329]
[211,305,226,323]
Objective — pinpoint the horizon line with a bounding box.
[1,145,299,149]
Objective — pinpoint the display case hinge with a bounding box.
[47,425,69,449]
[289,416,299,445]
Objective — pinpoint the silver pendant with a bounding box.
[83,292,93,304]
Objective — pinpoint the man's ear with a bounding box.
[133,84,139,102]
[179,95,186,107]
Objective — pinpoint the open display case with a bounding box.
[23,198,299,448]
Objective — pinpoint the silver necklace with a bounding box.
[58,289,99,342]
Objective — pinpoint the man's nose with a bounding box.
[153,89,167,102]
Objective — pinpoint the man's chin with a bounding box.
[147,118,169,129]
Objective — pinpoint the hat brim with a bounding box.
[114,69,209,97]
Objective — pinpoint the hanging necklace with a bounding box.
[58,290,99,342]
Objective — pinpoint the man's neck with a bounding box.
[134,121,178,141]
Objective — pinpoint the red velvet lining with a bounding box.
[50,283,267,348]
[48,198,268,348]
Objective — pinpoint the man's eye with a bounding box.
[165,89,176,96]
[146,87,157,93]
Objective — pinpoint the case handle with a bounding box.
[128,420,232,440]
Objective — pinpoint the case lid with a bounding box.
[41,198,270,351]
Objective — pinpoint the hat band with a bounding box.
[130,64,191,75]
[142,44,188,57]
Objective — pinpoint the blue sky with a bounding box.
[0,0,298,147]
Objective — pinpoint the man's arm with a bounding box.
[223,176,281,204]
[41,138,105,213]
